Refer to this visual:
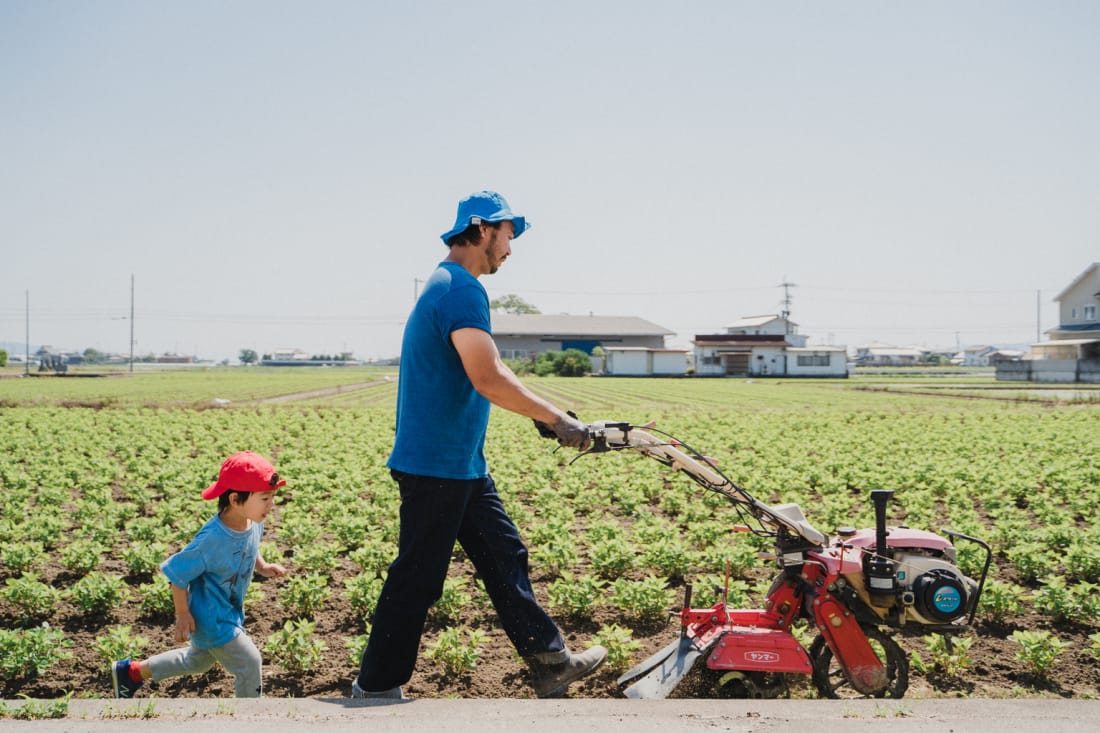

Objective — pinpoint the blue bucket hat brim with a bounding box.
[441,190,529,244]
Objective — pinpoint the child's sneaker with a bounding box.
[111,659,143,699]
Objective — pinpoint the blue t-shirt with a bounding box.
[161,514,262,649]
[387,261,492,479]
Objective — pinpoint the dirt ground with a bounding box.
[2,546,1098,702]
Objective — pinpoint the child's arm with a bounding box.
[255,555,287,578]
[171,584,195,643]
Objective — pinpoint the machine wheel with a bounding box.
[709,670,790,699]
[809,626,909,699]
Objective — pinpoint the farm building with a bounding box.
[998,262,1100,383]
[490,314,674,360]
[854,343,926,367]
[693,315,848,378]
[601,346,690,376]
[260,348,356,367]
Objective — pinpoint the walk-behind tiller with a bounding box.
[544,420,991,699]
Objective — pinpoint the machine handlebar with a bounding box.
[544,419,827,546]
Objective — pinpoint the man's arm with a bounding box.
[451,327,588,448]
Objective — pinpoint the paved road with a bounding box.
[2,698,1097,732]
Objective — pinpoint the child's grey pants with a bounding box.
[146,632,263,697]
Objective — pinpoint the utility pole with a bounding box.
[129,274,135,373]
[779,278,796,335]
[24,290,30,377]
[413,278,423,302]
[1035,289,1041,343]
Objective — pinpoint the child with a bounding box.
[112,451,288,698]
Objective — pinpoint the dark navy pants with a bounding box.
[356,471,565,690]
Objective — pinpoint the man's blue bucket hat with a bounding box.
[441,190,529,245]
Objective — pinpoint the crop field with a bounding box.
[1,370,1098,700]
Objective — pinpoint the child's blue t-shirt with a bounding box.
[387,261,492,479]
[161,514,262,649]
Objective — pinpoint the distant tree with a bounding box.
[557,348,592,377]
[922,353,952,367]
[531,349,592,377]
[0,349,7,367]
[239,349,258,365]
[83,348,105,364]
[490,294,540,314]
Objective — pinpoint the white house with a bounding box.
[855,343,926,366]
[722,315,808,347]
[953,345,997,367]
[693,315,848,378]
[270,348,311,361]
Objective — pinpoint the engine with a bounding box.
[833,490,986,628]
[894,551,977,625]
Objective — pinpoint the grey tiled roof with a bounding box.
[491,313,674,337]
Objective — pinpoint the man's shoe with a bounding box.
[111,660,143,699]
[525,645,607,698]
[351,679,407,699]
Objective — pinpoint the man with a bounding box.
[352,190,606,699]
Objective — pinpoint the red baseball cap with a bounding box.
[202,451,286,500]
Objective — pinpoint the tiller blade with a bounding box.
[618,635,708,699]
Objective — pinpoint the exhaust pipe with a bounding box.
[871,490,893,558]
[865,490,896,606]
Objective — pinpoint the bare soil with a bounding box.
[2,549,1097,701]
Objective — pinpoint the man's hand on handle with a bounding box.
[534,411,591,451]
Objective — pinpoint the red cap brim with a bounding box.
[201,481,227,500]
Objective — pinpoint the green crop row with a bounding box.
[0,373,1098,695]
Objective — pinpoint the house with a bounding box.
[1047,262,1100,340]
[602,346,690,376]
[260,348,355,367]
[722,314,808,347]
[997,263,1100,383]
[270,348,311,361]
[693,315,848,377]
[988,349,1025,364]
[953,345,997,367]
[854,343,926,367]
[490,314,674,361]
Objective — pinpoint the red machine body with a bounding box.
[563,421,991,699]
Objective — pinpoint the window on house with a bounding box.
[797,354,830,367]
[1085,304,1097,322]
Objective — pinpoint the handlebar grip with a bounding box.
[533,419,558,439]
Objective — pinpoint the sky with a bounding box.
[2,1,1098,362]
